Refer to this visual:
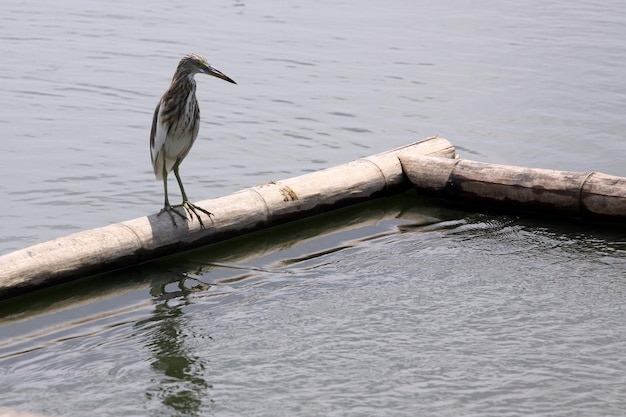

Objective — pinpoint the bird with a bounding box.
[150,53,236,228]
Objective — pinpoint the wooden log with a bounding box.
[400,155,626,220]
[0,136,455,299]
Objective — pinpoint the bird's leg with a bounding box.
[173,166,213,228]
[158,169,186,226]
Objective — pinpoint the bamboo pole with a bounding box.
[0,136,455,299]
[400,155,626,220]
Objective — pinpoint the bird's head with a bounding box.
[177,53,237,84]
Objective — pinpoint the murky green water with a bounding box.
[1,0,626,415]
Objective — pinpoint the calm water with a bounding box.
[1,0,626,416]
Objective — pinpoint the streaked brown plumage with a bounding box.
[150,53,236,227]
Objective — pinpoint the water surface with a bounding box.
[1,0,626,416]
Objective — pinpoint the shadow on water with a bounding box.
[0,192,451,325]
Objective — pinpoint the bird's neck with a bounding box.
[171,72,197,88]
[186,73,197,88]
[167,74,196,103]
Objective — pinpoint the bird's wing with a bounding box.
[150,101,168,179]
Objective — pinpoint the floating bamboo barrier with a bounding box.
[0,136,455,299]
[2,137,625,300]
[400,155,626,220]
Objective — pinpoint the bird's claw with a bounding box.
[178,201,214,229]
[158,202,213,229]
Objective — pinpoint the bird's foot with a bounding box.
[178,200,213,229]
[157,205,187,227]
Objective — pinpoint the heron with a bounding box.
[150,53,236,228]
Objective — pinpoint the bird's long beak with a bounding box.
[205,65,237,84]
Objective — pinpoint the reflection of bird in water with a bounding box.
[150,53,236,227]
